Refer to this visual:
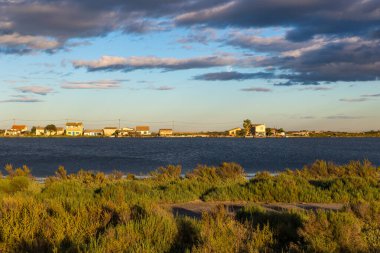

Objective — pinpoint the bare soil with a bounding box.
[164,200,344,219]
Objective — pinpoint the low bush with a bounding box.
[4,164,32,178]
[299,210,368,253]
[192,206,274,253]
[150,165,182,182]
[186,162,246,183]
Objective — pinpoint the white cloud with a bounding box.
[175,1,236,24]
[149,85,175,91]
[61,80,121,89]
[0,33,60,50]
[16,85,54,95]
[339,98,369,102]
[0,95,43,103]
[240,87,272,92]
[72,54,258,71]
[300,86,333,91]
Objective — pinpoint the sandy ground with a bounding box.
[164,200,344,219]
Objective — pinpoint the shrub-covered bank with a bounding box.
[0,160,379,252]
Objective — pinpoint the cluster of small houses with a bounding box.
[2,122,291,138]
[227,124,288,137]
[228,124,268,137]
[3,123,174,137]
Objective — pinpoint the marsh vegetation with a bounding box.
[0,160,379,252]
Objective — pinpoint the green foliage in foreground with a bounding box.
[203,160,380,203]
[0,160,379,252]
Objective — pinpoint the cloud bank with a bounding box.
[1,0,380,86]
[176,0,380,41]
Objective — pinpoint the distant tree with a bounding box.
[31,126,36,134]
[243,119,252,136]
[237,129,245,137]
[45,124,57,136]
[278,128,285,133]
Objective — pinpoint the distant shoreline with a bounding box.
[1,135,380,139]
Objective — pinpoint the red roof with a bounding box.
[136,126,150,131]
[11,125,27,131]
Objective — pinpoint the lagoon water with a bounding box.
[0,137,380,177]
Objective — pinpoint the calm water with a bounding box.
[0,138,379,177]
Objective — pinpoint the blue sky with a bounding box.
[0,0,379,131]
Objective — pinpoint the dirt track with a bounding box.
[165,200,344,219]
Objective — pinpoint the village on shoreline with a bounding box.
[1,119,379,138]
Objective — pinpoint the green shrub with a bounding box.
[4,164,32,178]
[186,162,246,184]
[299,210,368,253]
[9,176,30,193]
[150,165,182,182]
[237,205,304,250]
[55,166,67,180]
[192,206,274,253]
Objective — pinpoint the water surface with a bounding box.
[0,137,379,177]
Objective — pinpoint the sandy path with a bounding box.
[164,200,344,219]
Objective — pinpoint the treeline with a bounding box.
[0,161,379,252]
[309,130,380,137]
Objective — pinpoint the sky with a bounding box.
[0,0,380,132]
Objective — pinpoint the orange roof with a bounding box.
[66,122,83,127]
[11,125,27,131]
[136,126,150,131]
